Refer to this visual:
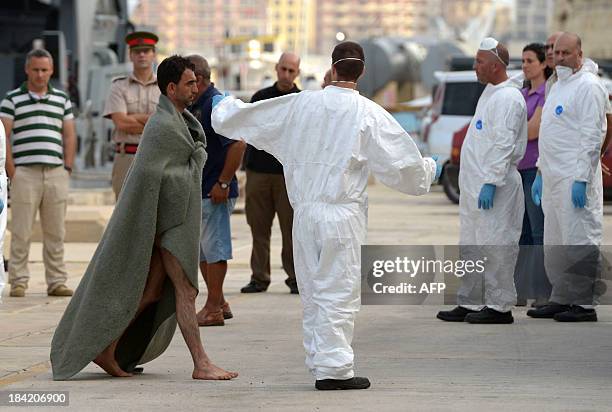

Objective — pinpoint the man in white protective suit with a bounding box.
[527,33,608,322]
[211,41,441,390]
[436,37,527,324]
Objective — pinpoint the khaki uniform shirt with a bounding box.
[103,73,160,144]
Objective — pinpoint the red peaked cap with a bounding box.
[125,31,158,49]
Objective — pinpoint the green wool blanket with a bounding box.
[50,95,207,380]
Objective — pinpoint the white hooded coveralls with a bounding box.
[538,60,608,306]
[212,86,437,380]
[458,76,528,313]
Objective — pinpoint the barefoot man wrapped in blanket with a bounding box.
[50,56,238,381]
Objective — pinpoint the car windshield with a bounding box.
[442,82,486,116]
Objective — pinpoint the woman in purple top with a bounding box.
[514,43,553,306]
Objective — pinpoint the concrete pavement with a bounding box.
[1,184,611,411]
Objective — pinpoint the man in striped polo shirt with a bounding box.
[0,48,76,298]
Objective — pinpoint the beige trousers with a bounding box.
[9,165,69,292]
[111,152,136,201]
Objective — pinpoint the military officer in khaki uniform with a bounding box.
[103,31,161,199]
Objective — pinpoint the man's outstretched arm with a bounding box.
[364,108,437,196]
[211,94,299,164]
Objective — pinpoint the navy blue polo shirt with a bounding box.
[189,83,239,199]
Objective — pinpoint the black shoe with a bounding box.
[285,279,299,294]
[531,298,549,308]
[240,280,268,293]
[465,307,514,324]
[526,303,570,318]
[315,377,371,390]
[553,306,597,322]
[436,306,477,322]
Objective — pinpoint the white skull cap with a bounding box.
[479,37,499,50]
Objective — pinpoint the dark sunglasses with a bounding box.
[545,44,554,50]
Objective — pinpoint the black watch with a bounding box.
[64,165,73,173]
[217,181,229,190]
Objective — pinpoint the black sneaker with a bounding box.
[526,303,570,318]
[240,280,268,293]
[315,377,371,390]
[531,298,549,308]
[553,306,597,322]
[465,307,514,324]
[436,306,477,322]
[285,279,299,294]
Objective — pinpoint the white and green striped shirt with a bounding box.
[0,83,73,167]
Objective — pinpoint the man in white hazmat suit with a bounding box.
[211,41,440,390]
[437,38,527,324]
[528,33,608,322]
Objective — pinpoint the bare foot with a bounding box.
[196,308,224,327]
[93,342,133,377]
[192,362,239,380]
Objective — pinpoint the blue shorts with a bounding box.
[199,198,236,263]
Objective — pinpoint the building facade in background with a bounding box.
[131,0,268,56]
[132,0,597,61]
[511,0,552,45]
[267,0,316,55]
[552,0,612,59]
[315,0,429,54]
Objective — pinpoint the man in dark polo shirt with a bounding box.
[240,52,301,294]
[187,55,246,326]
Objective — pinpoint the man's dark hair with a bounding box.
[332,41,365,82]
[523,42,553,79]
[157,55,195,96]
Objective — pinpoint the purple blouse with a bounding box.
[518,82,546,170]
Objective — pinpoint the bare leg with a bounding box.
[197,260,228,325]
[160,247,238,380]
[199,261,209,286]
[94,247,166,377]
[203,261,227,311]
[200,260,227,309]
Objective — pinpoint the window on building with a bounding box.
[534,15,546,25]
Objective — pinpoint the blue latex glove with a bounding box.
[431,155,442,181]
[212,92,230,109]
[531,173,542,206]
[478,183,496,210]
[571,181,587,208]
